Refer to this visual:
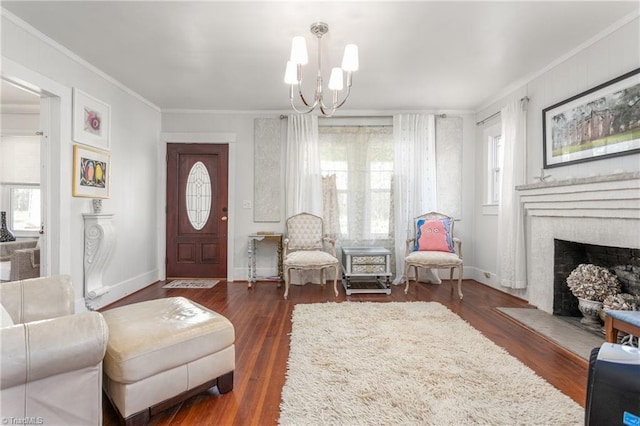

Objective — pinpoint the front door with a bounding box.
[166,143,228,278]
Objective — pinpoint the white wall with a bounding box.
[1,12,162,310]
[472,15,640,301]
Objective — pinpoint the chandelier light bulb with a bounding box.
[290,36,308,65]
[284,61,298,84]
[341,44,359,72]
[328,68,344,91]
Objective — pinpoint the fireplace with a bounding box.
[553,239,640,317]
[517,172,640,314]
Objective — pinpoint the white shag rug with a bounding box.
[279,302,583,426]
[162,279,219,289]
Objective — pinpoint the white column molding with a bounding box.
[83,213,115,309]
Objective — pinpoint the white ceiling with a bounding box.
[1,1,638,113]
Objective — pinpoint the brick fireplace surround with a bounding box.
[517,172,640,314]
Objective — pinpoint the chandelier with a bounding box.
[284,22,359,117]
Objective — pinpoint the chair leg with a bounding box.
[457,264,463,299]
[284,266,290,299]
[404,263,410,294]
[333,265,339,297]
[449,268,454,295]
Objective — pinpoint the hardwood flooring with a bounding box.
[101,279,588,426]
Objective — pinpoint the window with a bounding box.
[489,134,503,204]
[318,125,393,243]
[9,185,40,236]
[485,122,503,206]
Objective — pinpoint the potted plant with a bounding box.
[566,263,621,328]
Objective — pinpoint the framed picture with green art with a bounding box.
[542,67,640,168]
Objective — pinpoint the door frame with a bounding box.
[1,57,71,282]
[159,132,236,282]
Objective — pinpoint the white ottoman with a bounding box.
[101,297,235,425]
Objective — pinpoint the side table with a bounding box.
[341,247,392,295]
[247,233,283,288]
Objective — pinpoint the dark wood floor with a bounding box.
[101,279,588,426]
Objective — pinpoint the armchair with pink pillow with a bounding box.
[404,212,463,299]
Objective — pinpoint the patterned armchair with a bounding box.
[282,212,340,299]
[404,212,464,299]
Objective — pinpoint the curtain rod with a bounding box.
[476,96,530,126]
[280,114,448,119]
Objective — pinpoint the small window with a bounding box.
[10,186,41,235]
[488,134,504,204]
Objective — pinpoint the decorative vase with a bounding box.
[0,211,16,242]
[577,297,603,329]
[92,199,103,214]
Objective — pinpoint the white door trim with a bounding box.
[1,57,72,284]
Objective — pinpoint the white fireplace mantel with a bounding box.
[516,172,640,313]
[517,172,640,219]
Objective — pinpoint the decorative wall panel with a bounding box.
[254,118,282,222]
[436,116,462,219]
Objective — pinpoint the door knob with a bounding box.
[221,216,228,221]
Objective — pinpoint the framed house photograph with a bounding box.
[73,88,111,150]
[542,67,640,168]
[73,145,110,198]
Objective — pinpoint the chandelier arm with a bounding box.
[318,85,351,113]
[297,84,318,109]
[333,86,352,110]
[319,105,336,118]
[290,98,316,115]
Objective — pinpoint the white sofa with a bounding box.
[0,275,109,425]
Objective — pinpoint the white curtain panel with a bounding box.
[285,115,322,218]
[285,115,325,285]
[497,100,527,289]
[321,174,341,240]
[392,114,438,284]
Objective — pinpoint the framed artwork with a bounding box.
[73,145,110,198]
[73,88,111,150]
[542,67,640,168]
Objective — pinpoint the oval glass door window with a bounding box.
[185,161,211,230]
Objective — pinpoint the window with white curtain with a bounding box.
[318,125,394,247]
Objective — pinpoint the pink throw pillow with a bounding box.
[415,218,454,252]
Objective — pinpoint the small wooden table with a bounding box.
[341,247,392,295]
[605,310,640,344]
[247,233,283,288]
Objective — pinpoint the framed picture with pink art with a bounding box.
[73,88,111,150]
[73,144,110,198]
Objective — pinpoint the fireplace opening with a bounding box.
[553,239,640,317]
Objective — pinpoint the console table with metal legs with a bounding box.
[247,233,283,288]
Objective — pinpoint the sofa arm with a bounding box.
[9,248,40,281]
[0,275,74,323]
[0,311,108,389]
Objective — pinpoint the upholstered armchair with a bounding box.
[10,246,40,281]
[0,275,109,425]
[0,239,39,281]
[282,212,340,299]
[404,212,464,299]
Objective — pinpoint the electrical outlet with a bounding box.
[483,272,491,279]
[242,200,252,209]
